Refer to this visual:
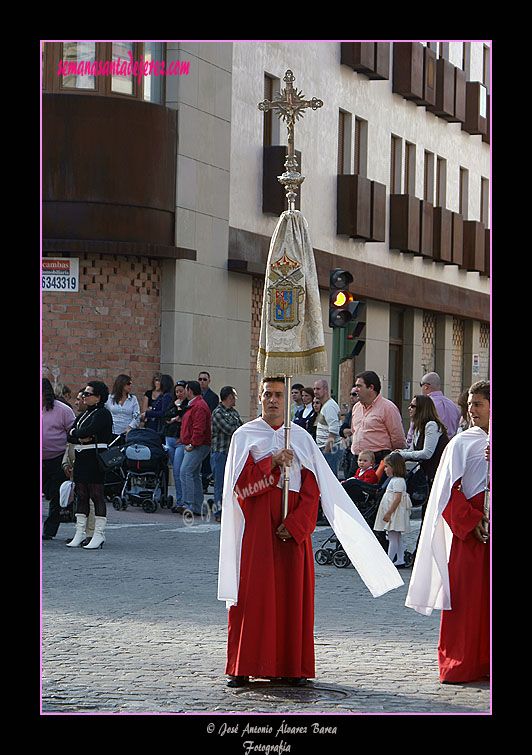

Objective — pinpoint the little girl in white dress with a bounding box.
[374,453,412,568]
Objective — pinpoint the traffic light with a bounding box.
[340,307,366,361]
[329,269,356,328]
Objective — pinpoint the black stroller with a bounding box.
[103,434,127,502]
[314,473,390,569]
[113,428,173,513]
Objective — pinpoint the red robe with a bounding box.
[225,452,320,679]
[438,481,490,682]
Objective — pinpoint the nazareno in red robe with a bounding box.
[225,451,320,679]
[438,481,490,682]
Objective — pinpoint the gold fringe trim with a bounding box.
[257,345,325,358]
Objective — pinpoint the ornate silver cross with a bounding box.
[258,70,323,210]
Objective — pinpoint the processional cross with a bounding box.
[258,70,323,211]
[257,70,324,519]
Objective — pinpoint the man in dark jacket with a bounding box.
[180,380,212,516]
[199,370,219,411]
[198,370,219,491]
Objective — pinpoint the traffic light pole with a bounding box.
[331,327,341,402]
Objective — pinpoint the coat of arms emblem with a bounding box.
[266,251,305,331]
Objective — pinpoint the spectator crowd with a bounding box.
[42,366,467,541]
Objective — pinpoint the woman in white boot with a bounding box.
[63,388,95,546]
[66,381,113,549]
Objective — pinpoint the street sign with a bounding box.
[42,258,79,292]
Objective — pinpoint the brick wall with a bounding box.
[42,253,162,405]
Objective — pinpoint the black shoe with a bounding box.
[226,675,249,687]
[281,677,308,686]
[42,534,54,540]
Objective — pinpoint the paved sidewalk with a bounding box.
[41,492,490,723]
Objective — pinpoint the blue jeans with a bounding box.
[165,436,178,466]
[180,445,210,514]
[321,447,341,477]
[210,451,228,515]
[171,442,186,507]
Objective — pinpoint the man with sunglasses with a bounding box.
[198,371,219,413]
[198,371,219,493]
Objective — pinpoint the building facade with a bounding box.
[42,40,490,425]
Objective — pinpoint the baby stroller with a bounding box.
[103,434,127,502]
[340,462,428,568]
[114,428,173,513]
[315,462,424,570]
[314,532,351,568]
[314,470,390,569]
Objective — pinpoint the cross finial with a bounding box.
[258,70,323,211]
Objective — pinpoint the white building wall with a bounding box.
[229,41,489,298]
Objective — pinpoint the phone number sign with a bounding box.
[42,258,79,292]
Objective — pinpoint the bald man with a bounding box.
[417,372,461,441]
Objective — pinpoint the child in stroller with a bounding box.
[314,457,425,569]
[114,428,174,513]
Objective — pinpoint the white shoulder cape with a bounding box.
[217,418,404,607]
[405,425,488,616]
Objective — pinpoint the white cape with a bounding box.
[405,426,488,616]
[217,418,404,607]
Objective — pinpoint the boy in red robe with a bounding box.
[219,377,404,688]
[225,379,317,686]
[406,380,490,683]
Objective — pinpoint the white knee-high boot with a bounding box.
[82,516,107,550]
[66,513,88,547]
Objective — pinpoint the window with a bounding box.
[354,116,368,177]
[424,150,434,203]
[405,142,415,196]
[61,42,97,90]
[338,109,351,174]
[462,42,470,74]
[263,73,281,147]
[263,74,274,147]
[388,308,404,407]
[390,135,402,193]
[42,41,166,104]
[436,156,447,207]
[482,45,490,92]
[481,178,490,227]
[459,167,469,217]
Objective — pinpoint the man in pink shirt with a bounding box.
[350,371,406,471]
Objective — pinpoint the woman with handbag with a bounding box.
[105,374,141,444]
[66,380,113,549]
